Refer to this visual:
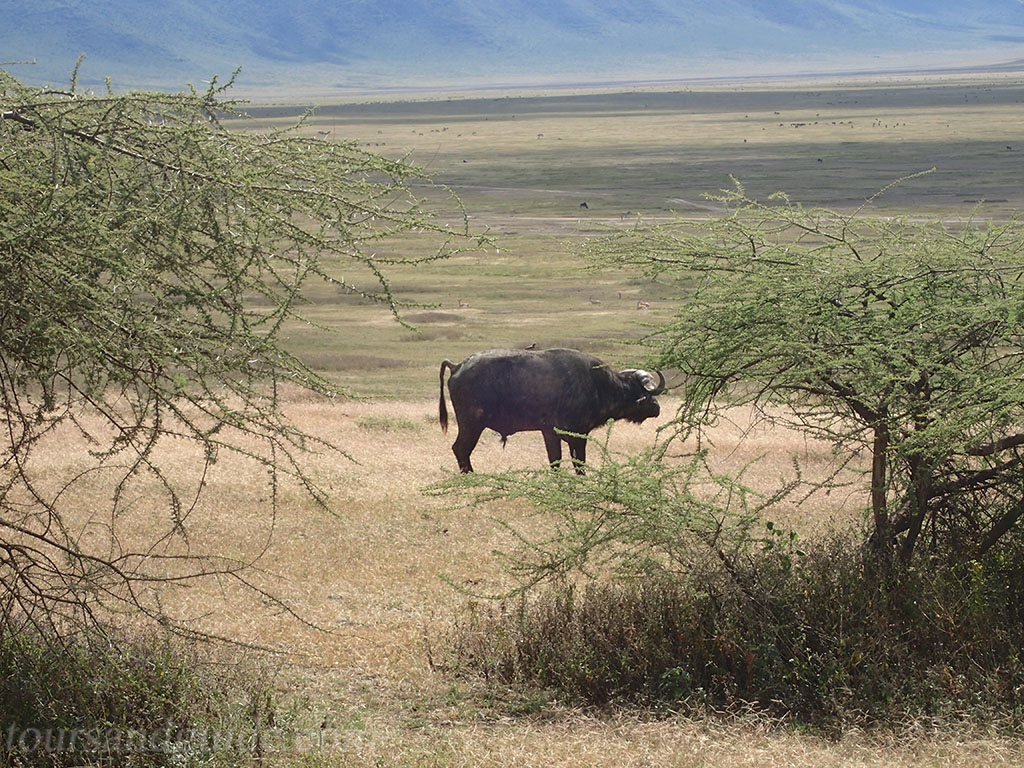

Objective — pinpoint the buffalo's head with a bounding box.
[618,369,666,423]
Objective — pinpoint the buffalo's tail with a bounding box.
[438,360,458,433]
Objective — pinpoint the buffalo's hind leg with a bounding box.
[542,429,563,470]
[567,436,587,475]
[452,424,483,473]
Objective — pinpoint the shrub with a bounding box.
[0,625,277,767]
[446,531,1024,727]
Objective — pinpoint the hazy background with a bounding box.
[5,1,1024,95]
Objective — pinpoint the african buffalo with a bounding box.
[438,348,666,473]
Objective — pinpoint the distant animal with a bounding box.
[438,348,666,474]
[579,201,589,209]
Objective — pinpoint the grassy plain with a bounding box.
[63,73,1024,764]
[243,72,1024,398]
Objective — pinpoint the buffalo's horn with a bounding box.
[631,369,660,393]
[625,368,667,394]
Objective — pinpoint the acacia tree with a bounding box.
[0,68,473,635]
[586,178,1024,565]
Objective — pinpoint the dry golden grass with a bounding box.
[25,392,1023,766]
[449,716,1024,768]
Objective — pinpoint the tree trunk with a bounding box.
[869,423,891,559]
[899,454,931,563]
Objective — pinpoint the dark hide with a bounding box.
[438,348,665,474]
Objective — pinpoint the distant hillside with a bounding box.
[5,1,1024,95]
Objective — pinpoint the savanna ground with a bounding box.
[45,71,1024,765]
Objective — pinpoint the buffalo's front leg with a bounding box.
[452,425,483,472]
[567,436,587,475]
[542,429,563,469]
